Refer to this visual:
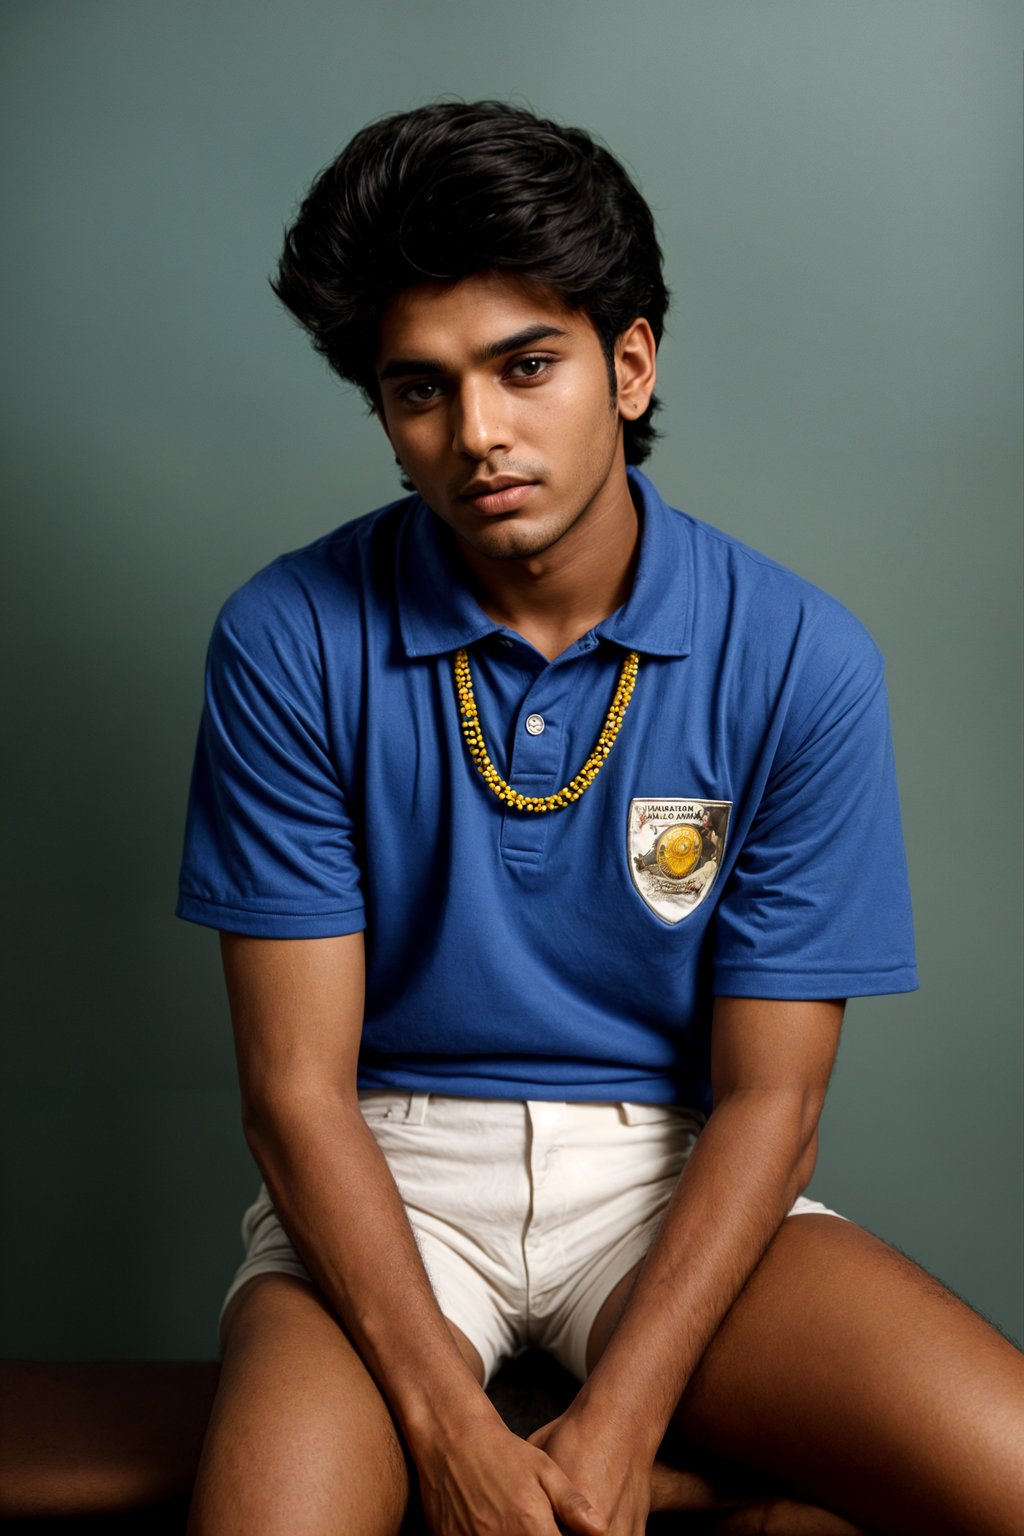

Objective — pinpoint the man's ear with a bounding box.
[614,319,657,421]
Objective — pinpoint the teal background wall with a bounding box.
[3,0,1021,1358]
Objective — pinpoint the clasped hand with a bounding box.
[417,1404,650,1535]
[530,1409,651,1536]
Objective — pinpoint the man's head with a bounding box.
[271,100,670,466]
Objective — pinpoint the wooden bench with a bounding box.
[1,1351,606,1532]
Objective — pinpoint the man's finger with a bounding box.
[544,1469,608,1535]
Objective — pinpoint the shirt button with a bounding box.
[525,713,545,736]
[500,637,514,648]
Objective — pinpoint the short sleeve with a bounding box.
[176,576,365,938]
[712,614,918,999]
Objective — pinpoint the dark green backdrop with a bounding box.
[3,0,1021,1357]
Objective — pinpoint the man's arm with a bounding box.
[219,931,606,1536]
[533,996,844,1533]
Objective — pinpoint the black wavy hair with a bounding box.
[272,100,670,465]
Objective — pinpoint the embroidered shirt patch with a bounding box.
[628,798,732,925]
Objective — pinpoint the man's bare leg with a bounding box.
[187,1272,485,1536]
[588,1214,1024,1536]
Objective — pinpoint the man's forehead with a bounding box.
[374,272,584,369]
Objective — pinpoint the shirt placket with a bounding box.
[498,653,584,866]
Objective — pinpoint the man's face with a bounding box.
[374,271,653,566]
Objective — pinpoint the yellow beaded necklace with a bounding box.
[453,646,640,813]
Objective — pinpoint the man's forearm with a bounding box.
[243,1092,608,1536]
[216,935,609,1535]
[569,1085,822,1455]
[244,1090,494,1455]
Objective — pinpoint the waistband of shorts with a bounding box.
[356,1090,706,1131]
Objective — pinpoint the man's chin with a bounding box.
[453,510,572,564]
[463,526,566,563]
[419,491,572,565]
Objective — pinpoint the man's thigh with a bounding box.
[589,1213,1024,1536]
[189,1273,481,1536]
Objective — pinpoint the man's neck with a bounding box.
[457,479,641,663]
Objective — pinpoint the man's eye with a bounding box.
[399,381,443,404]
[508,356,553,380]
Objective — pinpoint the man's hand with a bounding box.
[529,1410,650,1536]
[417,1411,608,1535]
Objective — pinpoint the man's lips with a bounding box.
[459,480,538,515]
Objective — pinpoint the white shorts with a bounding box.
[221,1093,843,1384]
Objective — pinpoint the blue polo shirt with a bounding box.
[177,469,917,1111]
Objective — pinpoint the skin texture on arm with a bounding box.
[531,996,844,1534]
[218,931,606,1536]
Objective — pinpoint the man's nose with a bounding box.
[451,380,512,459]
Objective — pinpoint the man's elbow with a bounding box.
[714,1082,827,1201]
[793,1124,820,1195]
[239,1077,355,1153]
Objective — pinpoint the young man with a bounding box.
[177,102,1024,1535]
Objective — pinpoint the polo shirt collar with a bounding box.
[596,469,693,658]
[396,499,501,658]
[396,467,692,660]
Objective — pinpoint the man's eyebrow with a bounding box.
[378,324,569,381]
[477,324,569,363]
[378,355,445,382]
